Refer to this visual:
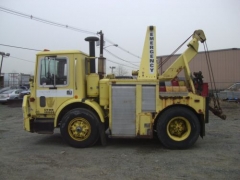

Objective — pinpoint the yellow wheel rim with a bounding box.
[68,118,91,141]
[167,117,191,141]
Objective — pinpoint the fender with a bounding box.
[82,99,105,123]
[54,98,105,127]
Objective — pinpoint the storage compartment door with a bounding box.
[111,86,136,137]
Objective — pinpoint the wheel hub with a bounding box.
[68,118,91,141]
[167,117,191,141]
[169,119,187,137]
[76,126,82,133]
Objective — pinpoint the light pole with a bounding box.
[0,52,10,75]
[110,66,116,74]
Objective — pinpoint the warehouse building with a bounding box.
[157,48,240,90]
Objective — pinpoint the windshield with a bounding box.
[227,83,240,91]
[0,87,10,93]
[2,90,14,94]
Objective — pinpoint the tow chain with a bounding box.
[158,34,193,69]
[203,42,226,120]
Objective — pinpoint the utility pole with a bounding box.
[110,66,116,74]
[97,30,106,79]
[0,52,10,75]
[97,30,118,78]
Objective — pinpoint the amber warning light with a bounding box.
[29,97,35,102]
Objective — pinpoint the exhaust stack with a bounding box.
[85,36,99,73]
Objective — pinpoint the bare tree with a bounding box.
[115,65,129,76]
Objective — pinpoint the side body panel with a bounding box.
[106,79,207,138]
[108,80,158,138]
[111,86,136,136]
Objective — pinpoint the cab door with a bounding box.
[36,54,73,116]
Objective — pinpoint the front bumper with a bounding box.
[0,98,8,103]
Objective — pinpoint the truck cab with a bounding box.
[24,50,90,132]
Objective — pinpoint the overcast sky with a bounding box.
[0,0,239,74]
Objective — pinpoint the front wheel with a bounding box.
[60,108,100,148]
[157,107,200,149]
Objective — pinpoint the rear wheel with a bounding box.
[60,108,100,148]
[157,107,200,149]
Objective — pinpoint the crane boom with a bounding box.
[158,30,206,82]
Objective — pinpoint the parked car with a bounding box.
[0,89,24,104]
[217,82,240,101]
[19,90,30,99]
[22,83,30,89]
[0,86,20,94]
[19,86,29,90]
[0,87,11,94]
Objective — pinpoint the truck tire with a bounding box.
[157,107,200,149]
[60,108,99,148]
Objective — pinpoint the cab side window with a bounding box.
[39,57,68,86]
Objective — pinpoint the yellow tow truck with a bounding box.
[23,26,225,149]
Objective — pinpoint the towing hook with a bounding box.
[209,106,227,120]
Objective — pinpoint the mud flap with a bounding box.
[200,115,205,138]
[99,122,107,146]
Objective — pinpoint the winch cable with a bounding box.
[203,42,221,109]
[158,34,193,69]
